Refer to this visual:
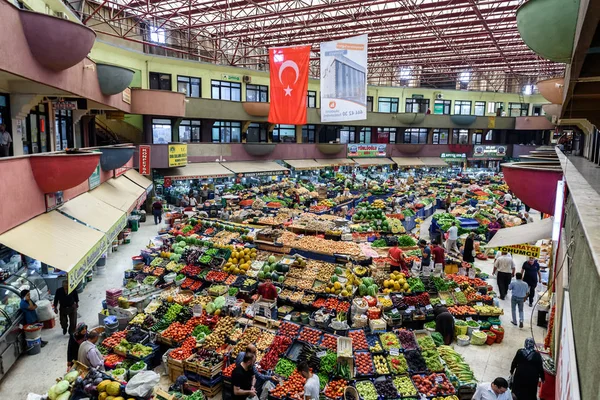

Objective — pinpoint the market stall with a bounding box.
[418,157,449,168]
[106,174,148,209]
[284,159,322,171]
[90,179,141,213]
[221,161,290,177]
[391,157,424,168]
[314,158,357,168]
[165,162,235,181]
[352,158,396,168]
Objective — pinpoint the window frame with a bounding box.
[246,84,269,103]
[211,80,242,102]
[307,90,317,108]
[149,72,172,91]
[358,127,371,143]
[508,102,529,117]
[339,126,354,144]
[433,99,451,115]
[366,96,374,112]
[432,128,449,145]
[152,118,173,144]
[177,75,201,98]
[454,100,472,115]
[302,125,316,143]
[378,97,399,113]
[377,127,397,144]
[212,120,242,143]
[405,98,430,113]
[403,128,428,144]
[474,101,486,116]
[452,129,469,145]
[472,131,483,144]
[272,124,296,143]
[246,122,268,143]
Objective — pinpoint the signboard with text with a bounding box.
[495,244,540,258]
[67,236,108,293]
[88,163,101,190]
[440,153,466,160]
[139,145,151,175]
[168,143,188,167]
[347,144,387,157]
[473,145,507,158]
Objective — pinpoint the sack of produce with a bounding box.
[35,300,54,322]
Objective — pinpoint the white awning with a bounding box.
[90,180,140,213]
[284,159,321,170]
[418,157,448,167]
[221,161,289,177]
[352,157,395,167]
[0,211,107,292]
[59,193,127,243]
[486,217,554,248]
[166,162,234,181]
[124,169,153,191]
[315,158,356,167]
[392,157,423,167]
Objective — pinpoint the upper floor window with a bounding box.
[367,96,374,112]
[358,127,371,143]
[212,121,241,143]
[247,123,268,143]
[339,126,354,144]
[307,91,317,108]
[177,76,201,98]
[474,101,486,116]
[150,26,165,43]
[472,131,483,144]
[404,128,428,144]
[152,118,172,144]
[405,98,429,113]
[178,120,201,142]
[378,97,399,113]
[433,99,451,115]
[454,100,472,115]
[487,102,503,114]
[377,127,397,143]
[211,80,241,101]
[273,124,296,143]
[302,125,316,143]
[452,129,469,144]
[246,84,269,103]
[149,72,171,91]
[509,102,529,117]
[432,128,449,144]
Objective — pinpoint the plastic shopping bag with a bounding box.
[125,370,160,397]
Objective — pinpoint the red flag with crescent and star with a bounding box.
[268,45,311,125]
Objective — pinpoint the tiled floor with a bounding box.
[0,214,549,398]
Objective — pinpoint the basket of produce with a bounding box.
[348,330,369,351]
[396,329,418,351]
[423,321,436,332]
[488,317,502,326]
[354,379,377,400]
[490,325,504,343]
[456,335,470,346]
[343,385,359,400]
[466,320,480,336]
[485,331,496,345]
[454,320,468,337]
[479,321,491,330]
[324,378,349,400]
[405,350,428,374]
[373,354,391,375]
[354,351,375,377]
[393,374,419,398]
[412,373,456,397]
[366,334,384,353]
[373,376,400,399]
[471,330,487,345]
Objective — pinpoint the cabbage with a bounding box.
[206,302,215,314]
[56,392,71,400]
[214,296,226,309]
[48,385,58,400]
[55,380,70,395]
[64,370,79,383]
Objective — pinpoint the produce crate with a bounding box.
[184,356,224,377]
[168,360,184,382]
[157,333,180,347]
[337,337,353,358]
[186,380,223,398]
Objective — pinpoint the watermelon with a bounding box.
[335,267,343,275]
[367,286,377,297]
[258,271,265,279]
[331,276,338,283]
[359,284,367,296]
[278,275,285,283]
[271,272,279,281]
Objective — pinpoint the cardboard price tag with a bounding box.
[284,314,292,321]
[454,287,461,292]
[425,304,433,310]
[476,302,483,307]
[440,299,446,305]
[389,348,400,356]
[492,325,499,330]
[317,351,327,358]
[466,317,473,321]
[407,306,415,311]
[391,308,399,314]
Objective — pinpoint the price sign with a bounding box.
[466,317,473,321]
[425,304,433,310]
[317,351,327,358]
[440,300,446,305]
[390,348,400,356]
[476,302,483,307]
[434,376,444,384]
[454,287,461,292]
[284,314,292,321]
[407,306,415,311]
[492,325,499,330]
[391,308,399,314]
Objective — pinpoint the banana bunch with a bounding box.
[372,199,386,209]
[353,265,368,277]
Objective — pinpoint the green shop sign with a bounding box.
[473,145,507,158]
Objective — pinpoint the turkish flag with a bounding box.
[268,45,311,125]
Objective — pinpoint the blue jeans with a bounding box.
[153,209,162,224]
[511,296,525,324]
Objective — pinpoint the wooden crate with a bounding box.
[168,362,184,383]
[154,387,176,400]
[187,380,223,398]
[184,358,224,378]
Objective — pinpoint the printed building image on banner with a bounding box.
[320,34,368,123]
[268,45,311,125]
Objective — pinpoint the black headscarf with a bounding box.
[433,305,448,317]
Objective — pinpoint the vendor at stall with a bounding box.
[258,277,278,301]
[418,239,432,270]
[388,237,407,273]
[77,331,104,370]
[433,305,455,345]
[298,362,320,400]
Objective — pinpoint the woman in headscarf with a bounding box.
[510,338,545,400]
[67,322,88,368]
[462,232,476,264]
[433,305,455,345]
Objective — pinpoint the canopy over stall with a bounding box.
[222,161,289,177]
[391,157,424,167]
[106,175,147,208]
[352,158,395,167]
[90,180,140,213]
[165,162,235,181]
[124,169,154,192]
[0,211,107,293]
[284,159,321,170]
[59,193,127,244]
[486,217,554,248]
[418,157,449,167]
[315,158,356,167]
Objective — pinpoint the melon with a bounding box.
[106,382,121,396]
[359,284,367,296]
[98,393,109,400]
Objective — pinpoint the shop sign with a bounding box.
[114,166,129,177]
[52,100,78,110]
[347,143,387,157]
[45,191,64,212]
[556,291,581,400]
[139,145,151,175]
[168,143,188,167]
[122,88,131,104]
[107,213,127,244]
[240,170,289,177]
[440,153,466,160]
[88,163,101,190]
[487,116,496,129]
[105,111,125,120]
[433,103,444,114]
[171,173,231,181]
[222,74,241,82]
[473,145,506,158]
[67,236,108,293]
[495,244,540,258]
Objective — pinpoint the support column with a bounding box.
[295,125,302,143]
[72,109,89,148]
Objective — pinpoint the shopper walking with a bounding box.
[508,273,529,328]
[418,239,432,270]
[462,232,476,263]
[152,198,163,224]
[433,305,455,345]
[493,250,515,300]
[77,331,104,370]
[0,124,12,157]
[53,279,79,335]
[431,240,445,269]
[472,377,512,400]
[67,323,87,368]
[510,338,545,400]
[19,289,48,347]
[445,222,459,253]
[521,257,541,307]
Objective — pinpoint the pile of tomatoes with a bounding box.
[104,353,126,368]
[324,298,350,313]
[312,298,327,308]
[161,322,193,342]
[182,265,201,276]
[298,327,322,344]
[412,373,455,397]
[324,379,347,399]
[206,270,228,282]
[181,278,202,291]
[153,267,165,276]
[270,370,306,399]
[169,337,197,360]
[355,352,374,375]
[222,363,236,377]
[278,322,301,338]
[320,334,337,351]
[103,330,127,349]
[348,330,368,351]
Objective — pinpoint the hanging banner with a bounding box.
[473,145,507,158]
[268,45,311,125]
[139,145,151,175]
[495,244,540,258]
[347,144,386,157]
[320,34,368,123]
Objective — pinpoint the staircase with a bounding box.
[94,114,143,144]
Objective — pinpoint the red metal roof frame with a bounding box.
[76,0,565,89]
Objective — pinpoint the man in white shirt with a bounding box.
[493,251,516,300]
[503,192,513,210]
[445,222,459,254]
[0,124,12,157]
[472,378,512,400]
[297,362,320,400]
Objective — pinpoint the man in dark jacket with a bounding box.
[53,279,79,335]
